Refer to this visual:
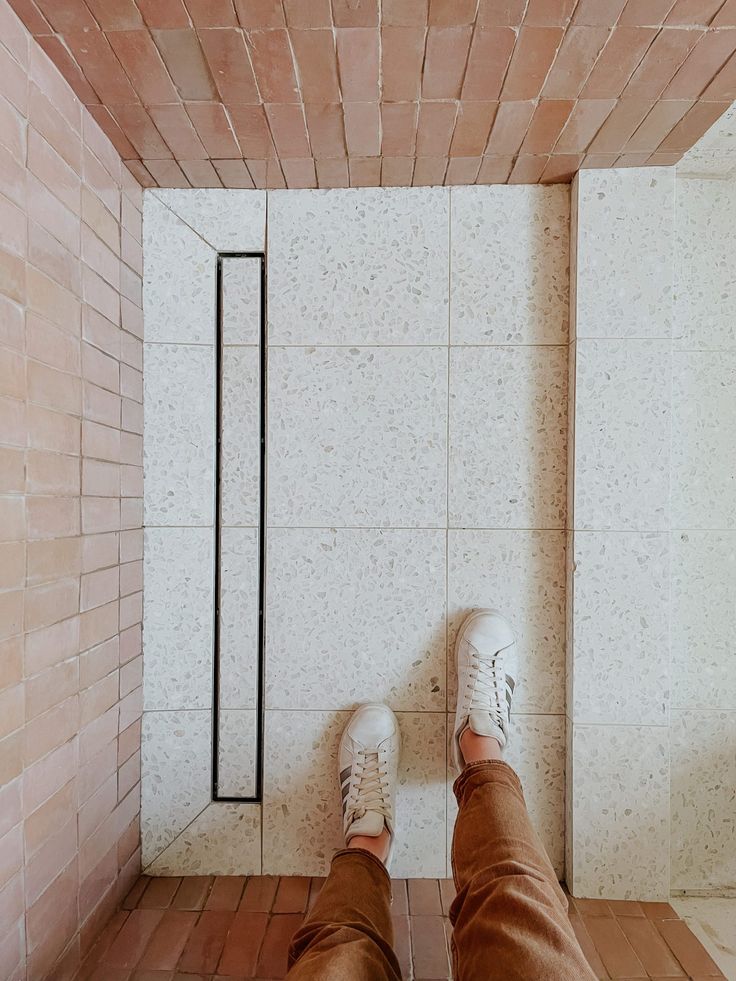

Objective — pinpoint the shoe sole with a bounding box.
[451,608,512,774]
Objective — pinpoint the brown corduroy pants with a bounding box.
[287,759,596,980]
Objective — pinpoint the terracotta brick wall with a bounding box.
[0,0,144,976]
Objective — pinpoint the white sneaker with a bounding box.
[338,703,400,868]
[452,609,517,773]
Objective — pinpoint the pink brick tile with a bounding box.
[80,637,119,689]
[29,83,81,173]
[78,597,118,650]
[81,531,119,573]
[80,567,119,613]
[0,94,26,165]
[23,737,78,816]
[0,541,24,591]
[26,265,81,334]
[0,143,25,208]
[29,43,80,133]
[25,659,78,722]
[24,578,79,631]
[28,221,81,295]
[26,496,81,540]
[0,683,24,740]
[25,816,77,905]
[82,187,119,256]
[0,43,28,116]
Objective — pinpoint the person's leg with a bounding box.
[287,704,402,981]
[450,610,596,981]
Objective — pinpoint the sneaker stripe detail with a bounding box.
[339,766,351,786]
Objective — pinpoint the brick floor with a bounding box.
[78,875,726,980]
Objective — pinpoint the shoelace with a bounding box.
[347,750,391,824]
[468,652,506,726]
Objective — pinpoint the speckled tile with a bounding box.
[263,710,447,877]
[266,528,445,711]
[222,256,261,345]
[141,709,211,865]
[219,527,258,710]
[450,185,569,345]
[671,351,736,530]
[267,346,447,528]
[571,531,670,725]
[675,179,736,350]
[143,192,216,345]
[146,802,261,875]
[221,345,260,526]
[569,723,670,900]
[152,188,266,251]
[143,343,215,526]
[447,530,566,714]
[573,339,671,532]
[449,346,567,530]
[268,188,449,345]
[671,711,736,893]
[671,531,736,711]
[447,714,566,879]
[143,527,214,711]
[575,168,674,340]
[218,710,257,798]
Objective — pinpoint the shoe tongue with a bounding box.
[346,811,384,841]
[468,710,506,746]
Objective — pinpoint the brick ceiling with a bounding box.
[9,0,736,188]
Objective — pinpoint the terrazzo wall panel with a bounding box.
[670,175,736,896]
[142,184,570,880]
[142,189,264,874]
[567,168,675,901]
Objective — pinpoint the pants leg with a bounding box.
[450,759,596,981]
[287,848,402,981]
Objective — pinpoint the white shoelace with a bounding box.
[467,653,506,725]
[347,750,391,824]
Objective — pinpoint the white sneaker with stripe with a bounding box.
[338,703,400,868]
[452,609,517,773]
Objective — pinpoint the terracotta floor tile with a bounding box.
[391,880,408,915]
[131,971,176,980]
[240,876,279,912]
[307,877,325,911]
[411,915,451,979]
[618,916,686,977]
[392,914,412,978]
[642,902,679,919]
[256,913,304,979]
[573,897,613,917]
[138,910,198,971]
[178,910,234,974]
[272,876,310,914]
[139,878,182,909]
[206,877,246,911]
[104,909,165,969]
[439,879,456,915]
[569,911,610,980]
[408,879,443,915]
[655,919,724,977]
[217,910,268,977]
[124,876,150,909]
[583,916,647,979]
[608,900,644,917]
[172,877,214,911]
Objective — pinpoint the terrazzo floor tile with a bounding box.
[671,531,736,712]
[573,339,671,532]
[146,802,262,876]
[575,168,674,340]
[450,184,569,345]
[219,527,258,711]
[449,346,567,530]
[671,351,736,530]
[447,714,566,879]
[570,531,670,725]
[447,529,566,714]
[143,193,216,345]
[141,710,212,865]
[267,187,449,345]
[265,528,446,711]
[222,255,261,345]
[152,188,266,252]
[675,178,736,350]
[143,343,215,526]
[267,346,447,528]
[570,723,670,900]
[221,345,260,526]
[217,710,257,799]
[263,711,447,878]
[143,526,214,711]
[671,710,736,893]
